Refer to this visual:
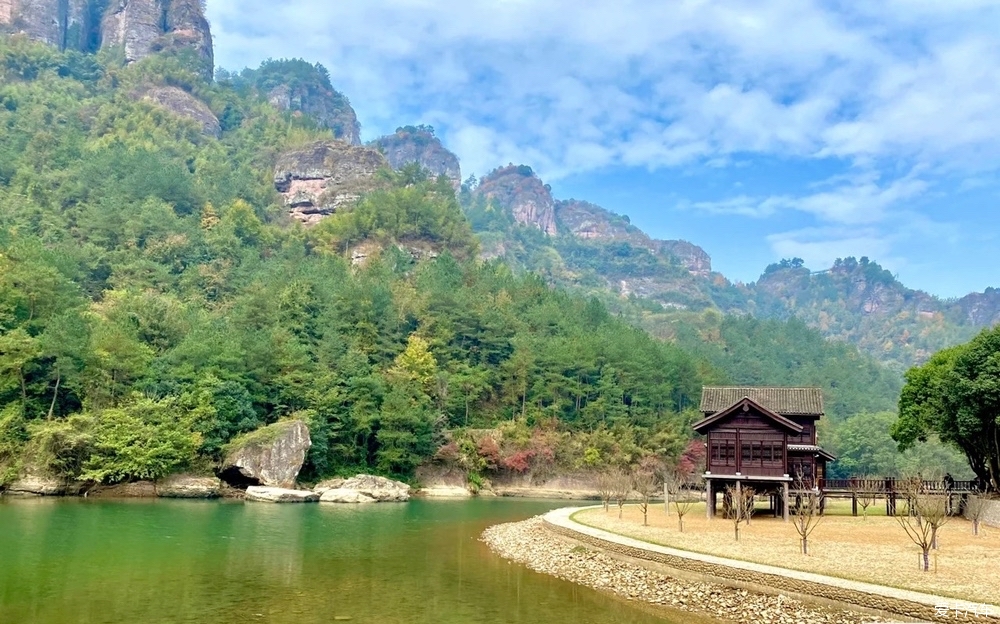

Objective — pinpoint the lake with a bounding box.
[0,497,693,624]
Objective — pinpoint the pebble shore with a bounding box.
[482,517,888,624]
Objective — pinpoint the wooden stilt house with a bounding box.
[693,387,836,521]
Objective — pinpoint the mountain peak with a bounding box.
[371,125,461,188]
[476,165,557,235]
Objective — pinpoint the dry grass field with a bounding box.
[575,499,1000,605]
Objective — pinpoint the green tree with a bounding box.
[894,326,1000,490]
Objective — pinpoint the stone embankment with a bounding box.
[483,516,885,624]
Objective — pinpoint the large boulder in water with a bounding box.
[220,420,311,489]
[155,474,221,498]
[319,488,376,504]
[338,474,411,502]
[244,486,319,503]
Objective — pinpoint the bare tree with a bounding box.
[725,484,755,541]
[965,490,989,536]
[848,475,879,520]
[895,478,951,572]
[665,468,696,532]
[611,468,631,519]
[792,476,823,555]
[595,471,614,513]
[632,470,660,526]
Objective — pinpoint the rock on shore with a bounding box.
[482,518,885,624]
[319,489,375,504]
[244,486,319,503]
[335,474,410,502]
[155,475,221,498]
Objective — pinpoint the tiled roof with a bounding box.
[700,387,824,416]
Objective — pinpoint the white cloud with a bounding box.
[203,0,1000,293]
[206,1,999,175]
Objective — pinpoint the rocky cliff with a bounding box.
[555,199,712,276]
[274,140,387,225]
[101,0,214,79]
[134,85,220,137]
[476,165,558,235]
[0,0,213,78]
[244,59,361,145]
[371,126,461,188]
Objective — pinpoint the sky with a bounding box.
[206,1,1000,298]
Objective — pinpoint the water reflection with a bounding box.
[0,497,700,624]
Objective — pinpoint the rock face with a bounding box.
[556,199,651,245]
[336,474,411,502]
[136,86,220,137]
[476,165,558,236]
[371,126,461,188]
[87,481,157,498]
[0,0,212,76]
[555,199,713,277]
[101,0,214,79]
[319,488,376,504]
[956,288,1000,326]
[655,240,712,276]
[268,84,360,146]
[245,486,319,503]
[274,140,387,225]
[220,420,312,489]
[312,478,346,494]
[155,474,221,498]
[7,473,70,496]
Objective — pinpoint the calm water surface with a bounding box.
[0,497,705,624]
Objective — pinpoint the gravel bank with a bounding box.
[482,517,887,624]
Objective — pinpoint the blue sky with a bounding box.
[207,1,1000,298]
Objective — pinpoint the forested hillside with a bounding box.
[461,169,999,374]
[0,37,704,485]
[0,33,972,488]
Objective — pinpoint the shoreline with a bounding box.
[482,516,891,624]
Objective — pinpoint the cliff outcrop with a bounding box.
[135,86,220,137]
[371,126,461,188]
[555,199,712,276]
[476,165,558,235]
[955,288,1000,326]
[0,0,213,78]
[247,59,361,144]
[556,199,651,246]
[274,140,387,225]
[101,0,214,79]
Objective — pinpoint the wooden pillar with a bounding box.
[705,479,713,519]
[782,481,789,522]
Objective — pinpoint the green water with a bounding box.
[0,497,696,624]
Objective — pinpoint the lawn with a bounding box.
[574,499,1000,605]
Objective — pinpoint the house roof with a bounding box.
[700,387,824,416]
[692,396,804,435]
[787,444,837,462]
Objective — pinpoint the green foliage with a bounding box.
[827,412,972,479]
[81,397,200,483]
[894,325,1000,490]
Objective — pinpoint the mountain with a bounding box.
[371,126,462,189]
[460,169,1000,372]
[224,59,362,145]
[1,0,213,78]
[0,25,974,487]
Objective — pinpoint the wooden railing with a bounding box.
[818,478,979,493]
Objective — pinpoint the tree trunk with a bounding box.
[922,548,930,572]
[974,519,980,536]
[678,516,684,532]
[47,370,61,420]
[734,524,739,541]
[802,537,808,555]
